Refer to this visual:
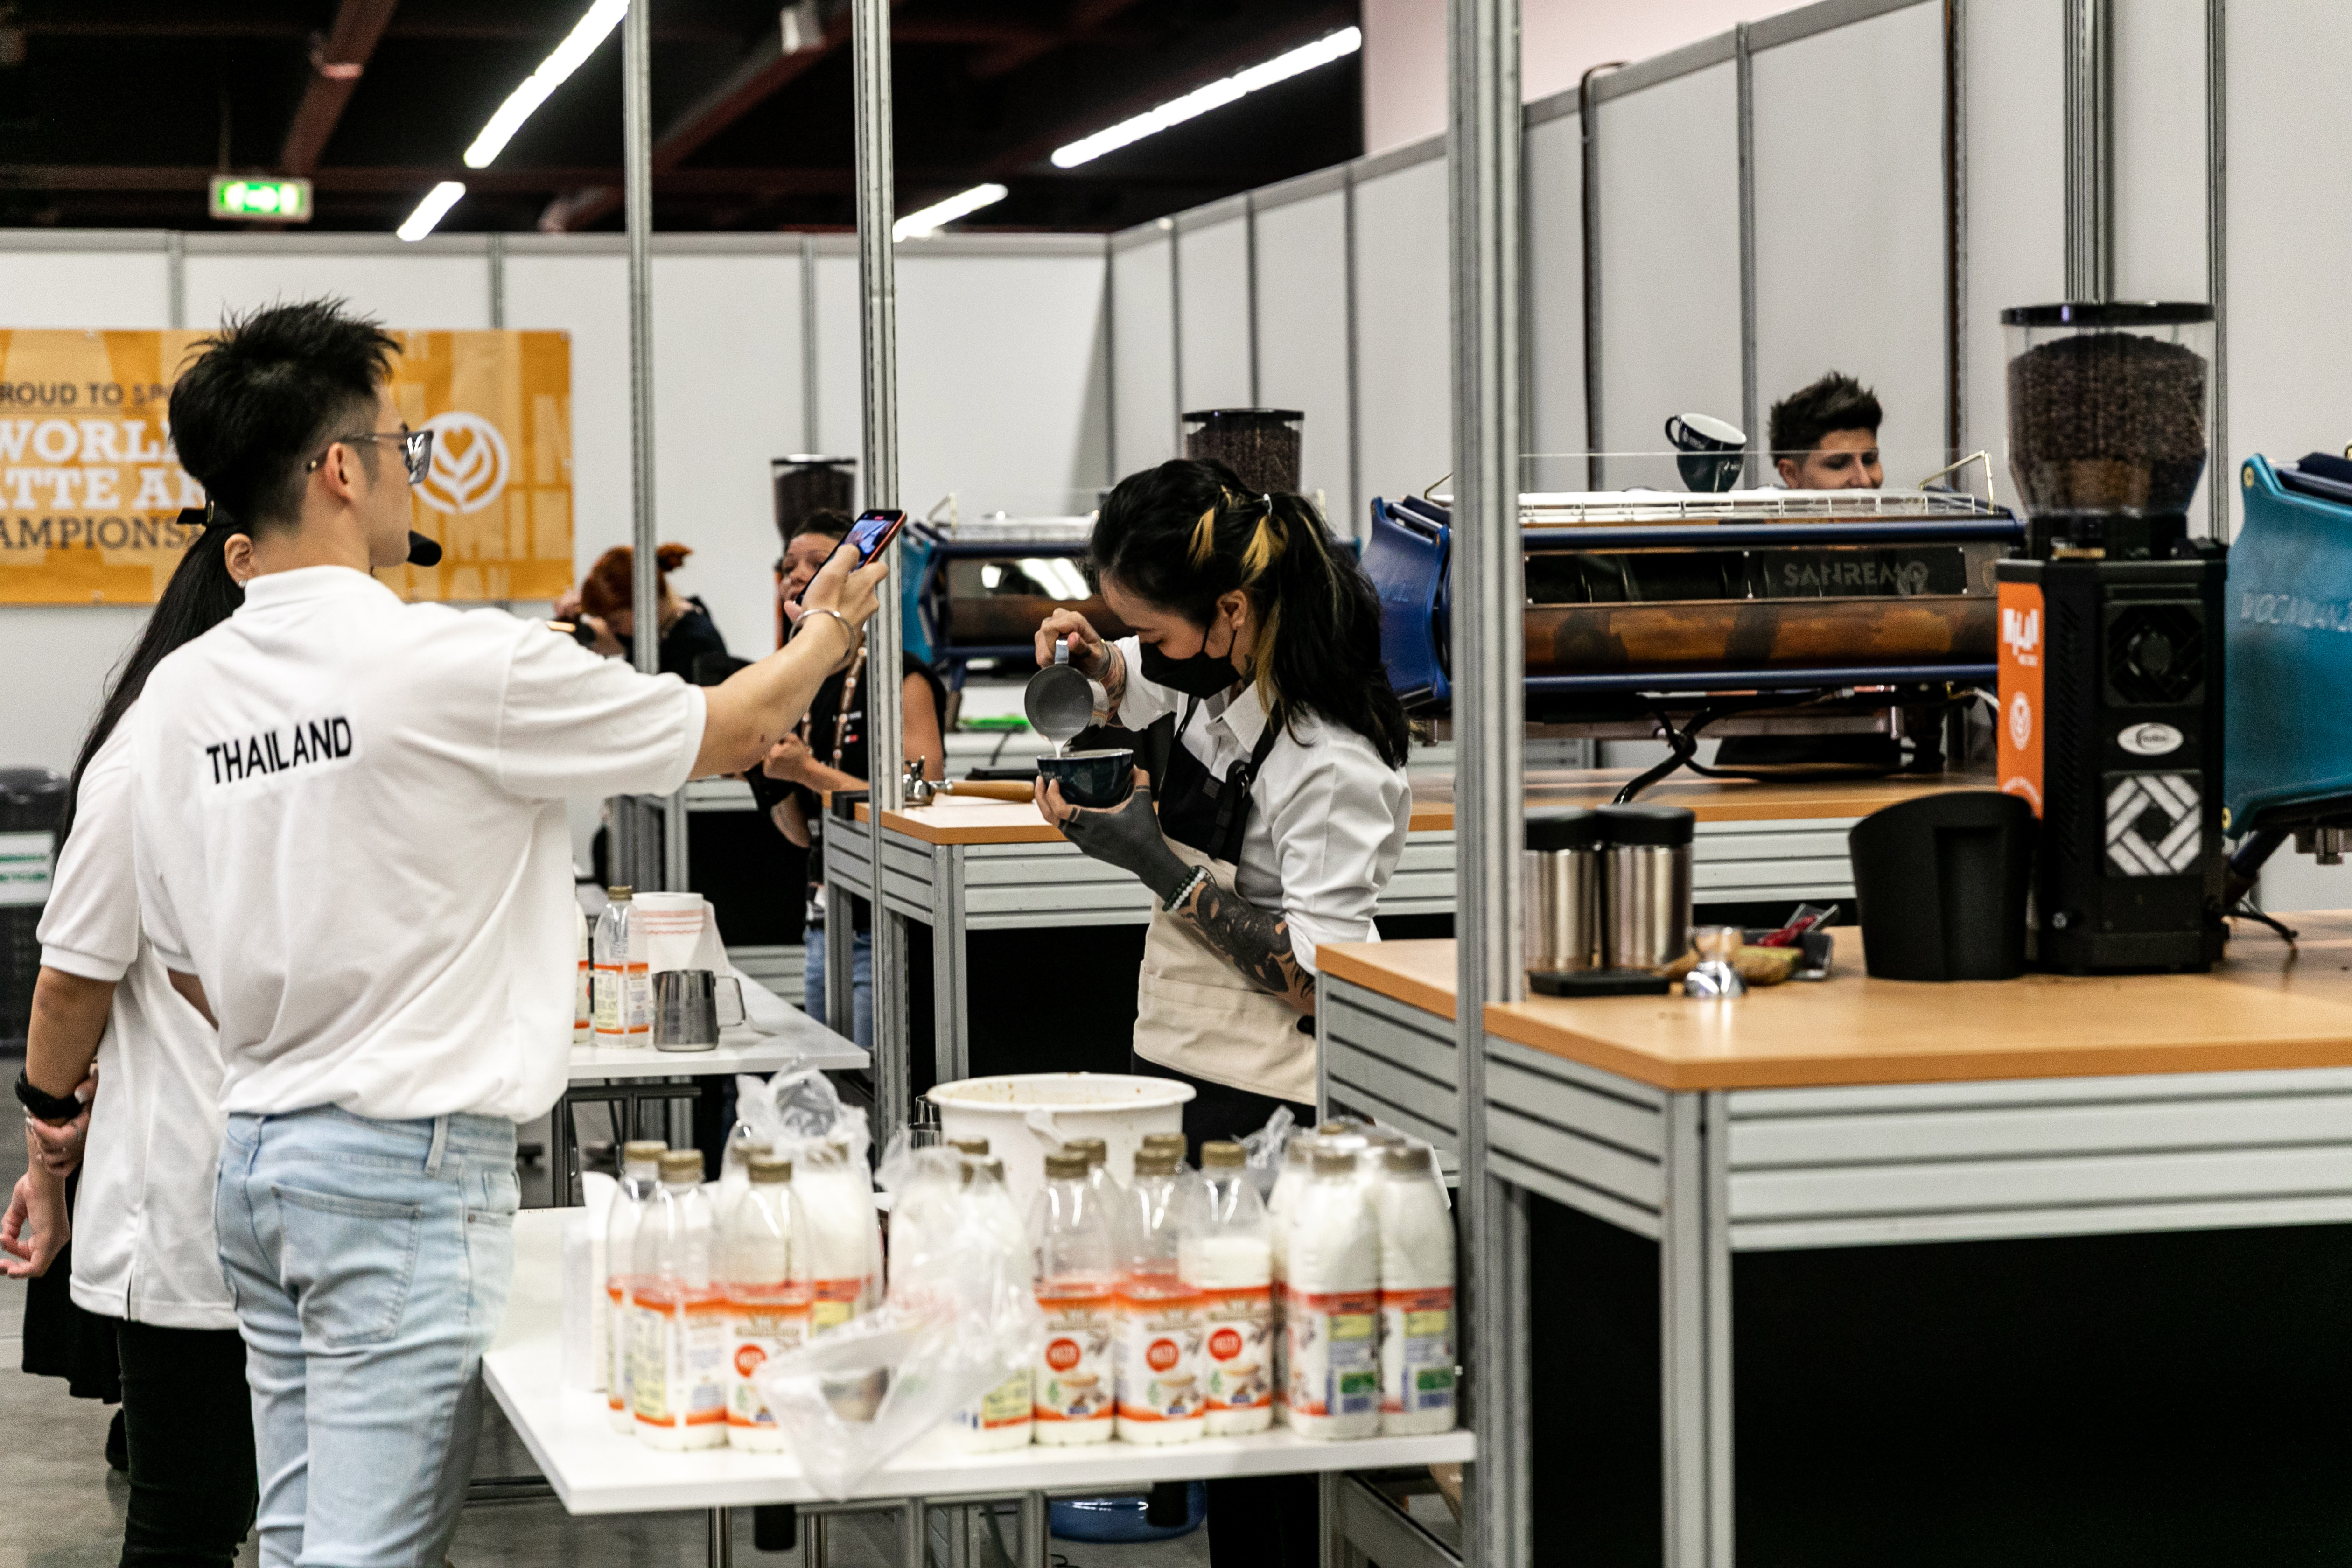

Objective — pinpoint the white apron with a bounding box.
[1128,701,1314,1106]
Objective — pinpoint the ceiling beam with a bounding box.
[0,165,865,196]
[278,0,401,176]
[21,12,733,42]
[969,0,1147,81]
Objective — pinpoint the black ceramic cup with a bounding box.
[1037,748,1137,809]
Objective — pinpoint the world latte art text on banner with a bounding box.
[0,328,573,604]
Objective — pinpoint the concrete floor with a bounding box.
[0,1098,1210,1568]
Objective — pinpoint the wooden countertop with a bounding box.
[856,767,1990,846]
[1316,918,2352,1092]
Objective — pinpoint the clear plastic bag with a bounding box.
[735,1067,882,1319]
[1238,1105,1297,1197]
[749,1146,1043,1497]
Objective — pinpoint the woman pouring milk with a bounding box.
[1033,459,1412,1144]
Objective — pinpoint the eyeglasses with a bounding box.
[305,427,434,486]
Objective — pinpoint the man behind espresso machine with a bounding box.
[126,300,887,1567]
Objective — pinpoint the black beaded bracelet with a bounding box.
[13,1069,82,1125]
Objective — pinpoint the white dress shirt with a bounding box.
[42,723,235,1331]
[131,566,706,1124]
[1112,636,1411,973]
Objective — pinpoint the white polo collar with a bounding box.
[1204,678,1273,751]
[237,565,405,613]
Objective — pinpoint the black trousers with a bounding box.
[1133,1057,1321,1568]
[1135,1056,1316,1155]
[115,1319,258,1568]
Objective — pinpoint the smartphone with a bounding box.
[844,507,908,566]
[793,508,908,606]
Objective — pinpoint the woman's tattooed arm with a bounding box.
[1169,875,1315,1014]
[1094,641,1129,725]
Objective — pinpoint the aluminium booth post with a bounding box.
[851,0,912,1142]
[1446,0,1530,1564]
[617,0,678,893]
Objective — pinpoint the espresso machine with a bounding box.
[1993,303,2227,973]
[2218,453,2352,889]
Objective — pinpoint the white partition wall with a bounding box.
[0,232,170,329]
[2111,0,2210,303]
[892,238,1112,519]
[1960,0,2065,471]
[1174,198,1254,413]
[185,234,497,331]
[645,244,805,655]
[1750,0,1946,477]
[1591,43,1743,479]
[1250,168,1354,523]
[1351,142,1452,517]
[1111,223,1178,476]
[2226,0,2350,537]
[1522,100,1586,492]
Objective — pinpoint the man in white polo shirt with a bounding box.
[127,300,885,1567]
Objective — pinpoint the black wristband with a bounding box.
[14,1069,81,1125]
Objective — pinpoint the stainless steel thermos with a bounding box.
[1523,808,1604,973]
[1522,803,1697,977]
[1596,804,1695,971]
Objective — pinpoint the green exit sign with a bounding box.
[210,176,313,222]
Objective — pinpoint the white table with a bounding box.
[550,974,870,1203]
[485,1213,1472,1537]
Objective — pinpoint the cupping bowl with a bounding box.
[1037,748,1136,809]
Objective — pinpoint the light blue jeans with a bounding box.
[803,922,874,1049]
[215,1106,519,1568]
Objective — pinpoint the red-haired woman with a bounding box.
[556,541,730,680]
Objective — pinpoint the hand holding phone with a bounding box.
[792,509,906,605]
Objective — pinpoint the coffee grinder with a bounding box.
[1994,302,2226,973]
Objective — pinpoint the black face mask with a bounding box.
[1139,621,1243,698]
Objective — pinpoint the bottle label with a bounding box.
[1287,1287,1380,1420]
[961,1372,1033,1434]
[1033,1289,1114,1425]
[726,1290,811,1428]
[592,960,651,1041]
[575,959,592,1035]
[1271,1280,1288,1412]
[1114,1283,1206,1424]
[1380,1286,1456,1415]
[631,1295,729,1427]
[607,1279,630,1411]
[1199,1283,1274,1414]
[810,1276,866,1334]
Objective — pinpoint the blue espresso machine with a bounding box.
[2223,453,2352,882]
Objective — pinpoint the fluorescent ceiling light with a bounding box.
[463,0,629,169]
[894,182,1009,242]
[1051,27,1361,169]
[398,182,468,242]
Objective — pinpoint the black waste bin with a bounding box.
[1848,790,2035,981]
[0,768,66,1046]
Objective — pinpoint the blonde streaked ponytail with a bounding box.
[1088,459,1410,769]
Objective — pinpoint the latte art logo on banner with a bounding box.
[416,411,511,515]
[0,327,570,605]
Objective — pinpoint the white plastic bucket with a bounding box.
[927,1072,1194,1215]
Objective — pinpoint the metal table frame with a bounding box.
[1320,970,2352,1567]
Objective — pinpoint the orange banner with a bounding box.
[0,328,572,605]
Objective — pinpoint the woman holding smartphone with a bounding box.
[750,509,945,1046]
